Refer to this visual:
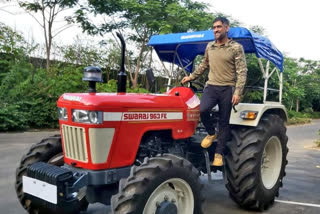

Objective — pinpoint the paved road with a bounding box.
[1,120,320,214]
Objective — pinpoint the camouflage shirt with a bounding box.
[189,39,247,96]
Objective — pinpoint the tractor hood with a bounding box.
[57,90,189,110]
[56,87,199,170]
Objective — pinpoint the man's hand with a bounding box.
[181,76,192,84]
[232,94,240,105]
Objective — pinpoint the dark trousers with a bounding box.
[200,85,233,154]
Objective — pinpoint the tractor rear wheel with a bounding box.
[224,114,288,211]
[111,154,204,214]
[15,135,88,214]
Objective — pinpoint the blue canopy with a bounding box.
[148,27,283,72]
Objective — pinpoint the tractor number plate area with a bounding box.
[23,176,57,204]
[22,161,76,210]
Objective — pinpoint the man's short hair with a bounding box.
[213,17,230,26]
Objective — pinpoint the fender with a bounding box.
[230,102,288,127]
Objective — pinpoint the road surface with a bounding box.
[1,120,319,214]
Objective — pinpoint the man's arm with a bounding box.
[189,43,210,80]
[234,45,247,96]
[232,44,247,105]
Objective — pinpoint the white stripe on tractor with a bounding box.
[122,112,183,121]
[103,112,183,121]
[103,112,123,121]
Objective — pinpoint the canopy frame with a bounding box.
[258,59,283,103]
[148,27,284,103]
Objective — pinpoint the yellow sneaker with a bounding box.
[201,134,216,148]
[212,153,223,166]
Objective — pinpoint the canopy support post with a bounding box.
[279,72,283,103]
[268,67,277,79]
[262,60,270,103]
[259,59,282,104]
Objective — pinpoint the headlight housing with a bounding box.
[72,109,103,124]
[58,107,68,120]
[240,111,258,120]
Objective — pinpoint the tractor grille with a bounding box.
[61,125,88,162]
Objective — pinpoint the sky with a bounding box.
[0,0,320,61]
[202,0,320,60]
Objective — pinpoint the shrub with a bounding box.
[0,102,31,131]
[0,63,150,131]
[303,107,314,114]
[310,112,320,119]
[287,117,312,125]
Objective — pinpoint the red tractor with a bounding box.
[16,29,288,214]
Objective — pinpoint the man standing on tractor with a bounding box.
[181,17,247,166]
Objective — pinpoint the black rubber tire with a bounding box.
[111,154,204,214]
[15,135,88,214]
[224,114,288,211]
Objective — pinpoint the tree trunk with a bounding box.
[296,98,299,112]
[46,49,51,72]
[41,1,50,72]
[131,42,146,88]
[131,29,148,89]
[289,100,293,111]
[126,55,134,83]
[148,48,153,68]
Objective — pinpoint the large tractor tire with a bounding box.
[15,135,88,214]
[111,154,204,214]
[224,114,288,211]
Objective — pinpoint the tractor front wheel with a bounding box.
[15,135,88,214]
[111,154,204,214]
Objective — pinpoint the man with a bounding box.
[181,17,247,166]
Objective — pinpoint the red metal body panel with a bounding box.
[57,87,200,170]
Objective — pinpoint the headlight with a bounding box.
[240,111,258,120]
[58,107,68,120]
[72,109,103,124]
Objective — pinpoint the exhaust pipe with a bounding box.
[116,32,127,93]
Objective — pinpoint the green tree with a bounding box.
[73,0,214,88]
[297,58,320,111]
[0,22,34,80]
[58,36,122,82]
[282,57,306,112]
[18,0,78,72]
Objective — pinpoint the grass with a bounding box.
[287,111,320,125]
[288,117,312,125]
